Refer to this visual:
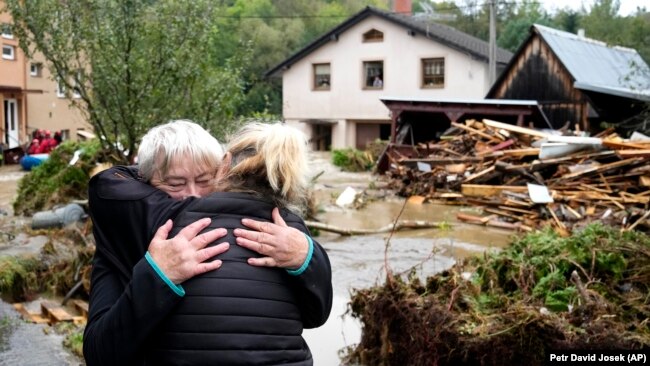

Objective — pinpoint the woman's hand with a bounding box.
[233,208,308,269]
[148,218,229,284]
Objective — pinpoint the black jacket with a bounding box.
[145,193,333,365]
[84,166,333,366]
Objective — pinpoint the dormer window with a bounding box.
[363,29,383,43]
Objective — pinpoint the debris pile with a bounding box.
[343,224,650,365]
[384,119,650,235]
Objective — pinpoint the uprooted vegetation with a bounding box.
[13,139,104,216]
[0,223,94,302]
[343,223,650,365]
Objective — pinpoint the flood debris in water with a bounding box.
[381,119,650,236]
[342,223,650,366]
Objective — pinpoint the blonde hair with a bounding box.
[219,122,309,214]
[138,120,224,181]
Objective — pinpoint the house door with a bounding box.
[4,99,19,148]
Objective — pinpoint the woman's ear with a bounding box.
[216,152,232,181]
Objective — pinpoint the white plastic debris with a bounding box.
[335,186,358,208]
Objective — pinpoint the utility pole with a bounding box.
[488,0,497,85]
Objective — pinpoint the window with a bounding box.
[363,61,383,89]
[56,78,66,98]
[2,45,15,60]
[72,70,82,98]
[313,63,330,90]
[1,23,12,39]
[422,58,445,88]
[30,63,43,77]
[363,29,383,42]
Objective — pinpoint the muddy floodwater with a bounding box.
[0,154,514,365]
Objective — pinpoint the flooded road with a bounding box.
[0,154,514,365]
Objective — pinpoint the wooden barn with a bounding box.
[487,24,650,133]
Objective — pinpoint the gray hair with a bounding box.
[137,120,224,181]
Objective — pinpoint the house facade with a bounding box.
[1,2,89,162]
[267,5,512,150]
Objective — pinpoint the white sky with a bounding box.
[535,0,648,16]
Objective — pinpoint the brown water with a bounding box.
[0,155,515,365]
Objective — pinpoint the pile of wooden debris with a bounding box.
[384,119,650,235]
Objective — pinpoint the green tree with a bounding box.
[498,0,552,52]
[3,0,249,163]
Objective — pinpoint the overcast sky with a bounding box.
[428,1,647,16]
[537,0,647,16]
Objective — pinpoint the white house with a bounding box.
[266,4,513,150]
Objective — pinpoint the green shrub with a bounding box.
[331,148,374,172]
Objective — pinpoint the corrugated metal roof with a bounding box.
[534,24,650,101]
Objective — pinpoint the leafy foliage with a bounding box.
[332,148,374,172]
[4,0,248,163]
[0,256,39,300]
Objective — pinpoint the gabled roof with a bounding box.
[266,6,513,78]
[489,24,650,101]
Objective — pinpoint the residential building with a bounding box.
[1,2,89,163]
[267,3,512,150]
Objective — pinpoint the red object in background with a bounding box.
[28,139,41,154]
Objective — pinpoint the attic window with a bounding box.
[363,29,383,43]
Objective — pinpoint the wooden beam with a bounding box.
[461,184,528,197]
[482,118,550,138]
[451,122,502,143]
[559,157,645,181]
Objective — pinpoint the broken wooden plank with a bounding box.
[497,205,539,216]
[12,303,49,324]
[482,118,550,138]
[71,299,89,318]
[483,208,525,221]
[484,148,541,158]
[461,184,528,197]
[41,302,73,323]
[640,176,650,187]
[558,157,645,181]
[400,157,483,165]
[463,166,496,183]
[602,140,650,150]
[623,210,650,232]
[451,122,502,143]
[616,149,650,158]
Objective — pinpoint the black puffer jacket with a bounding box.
[145,193,333,365]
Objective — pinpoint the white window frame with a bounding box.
[56,78,66,98]
[1,23,12,39]
[2,45,15,60]
[30,63,42,77]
